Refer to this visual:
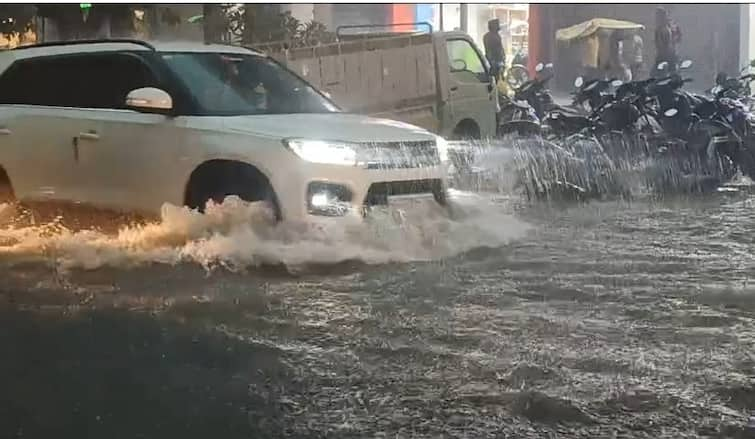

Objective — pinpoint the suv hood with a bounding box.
[222,113,438,143]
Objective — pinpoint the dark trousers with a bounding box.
[630,62,644,80]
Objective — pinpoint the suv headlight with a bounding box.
[284,138,358,166]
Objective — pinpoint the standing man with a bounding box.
[654,7,682,71]
[483,18,506,80]
[630,34,644,80]
[609,31,632,82]
[581,33,600,80]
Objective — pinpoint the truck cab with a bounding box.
[438,30,499,139]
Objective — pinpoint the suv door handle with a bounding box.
[77,131,99,141]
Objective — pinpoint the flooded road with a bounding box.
[1,194,755,438]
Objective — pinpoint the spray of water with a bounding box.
[449,135,631,199]
[0,193,530,273]
[448,134,751,200]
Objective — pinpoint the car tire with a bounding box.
[0,169,18,225]
[0,184,12,205]
[0,168,13,204]
[185,164,281,221]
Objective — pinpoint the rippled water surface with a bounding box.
[2,193,755,438]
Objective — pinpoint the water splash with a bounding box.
[449,135,628,199]
[0,194,530,273]
[448,135,745,200]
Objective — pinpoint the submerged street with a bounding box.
[2,2,755,437]
[1,194,754,438]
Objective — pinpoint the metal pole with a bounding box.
[439,4,443,31]
[740,4,750,70]
[460,3,468,32]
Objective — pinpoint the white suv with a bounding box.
[0,39,449,223]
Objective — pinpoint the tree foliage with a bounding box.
[223,4,335,48]
[0,4,335,47]
[35,4,139,39]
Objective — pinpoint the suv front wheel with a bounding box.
[184,160,282,221]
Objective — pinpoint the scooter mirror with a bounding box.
[574,76,584,88]
[535,62,544,72]
[680,59,693,69]
[664,108,679,117]
[657,61,669,71]
[611,79,623,87]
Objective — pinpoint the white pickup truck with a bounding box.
[256,24,498,141]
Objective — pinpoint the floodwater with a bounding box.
[1,191,755,438]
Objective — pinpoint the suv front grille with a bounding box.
[364,178,446,206]
[360,140,440,169]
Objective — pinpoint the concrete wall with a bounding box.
[283,4,314,23]
[319,4,391,31]
[534,4,742,92]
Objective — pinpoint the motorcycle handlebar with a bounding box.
[516,72,553,95]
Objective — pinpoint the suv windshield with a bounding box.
[161,52,339,116]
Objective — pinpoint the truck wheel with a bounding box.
[185,161,282,221]
[451,120,481,140]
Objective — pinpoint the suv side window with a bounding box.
[0,52,159,109]
[445,39,489,84]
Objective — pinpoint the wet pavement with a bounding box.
[1,194,755,438]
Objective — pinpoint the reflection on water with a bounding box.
[2,194,755,437]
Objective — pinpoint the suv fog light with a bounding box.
[311,192,330,208]
[307,182,353,216]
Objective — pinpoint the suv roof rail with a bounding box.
[12,38,156,51]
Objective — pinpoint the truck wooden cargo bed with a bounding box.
[254,32,444,133]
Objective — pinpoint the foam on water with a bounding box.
[0,193,530,273]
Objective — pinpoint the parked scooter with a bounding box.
[497,62,553,137]
[647,60,742,191]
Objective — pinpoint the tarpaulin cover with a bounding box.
[556,18,644,42]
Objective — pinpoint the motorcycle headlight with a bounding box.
[435,136,449,163]
[284,138,358,166]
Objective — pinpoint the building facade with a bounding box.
[300,4,529,61]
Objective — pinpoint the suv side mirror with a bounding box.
[126,87,173,114]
